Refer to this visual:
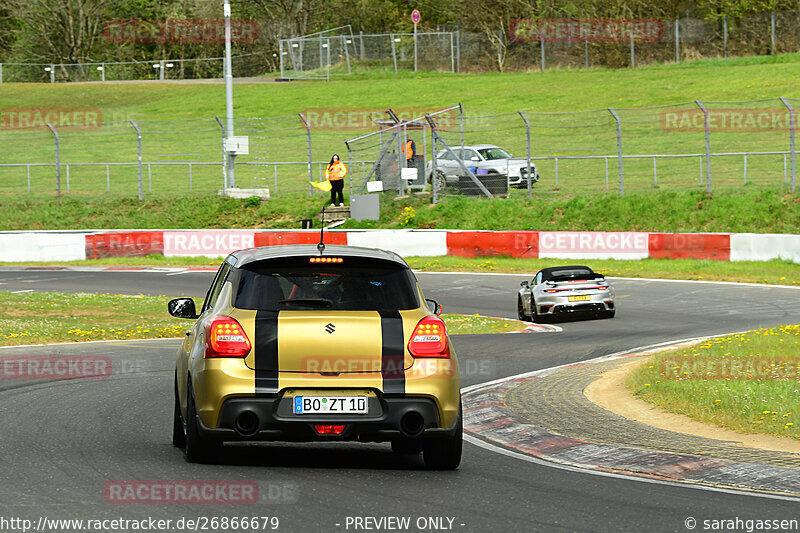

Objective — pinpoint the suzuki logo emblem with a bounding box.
[325,323,336,334]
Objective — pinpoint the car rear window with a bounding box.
[546,268,594,281]
[234,257,419,311]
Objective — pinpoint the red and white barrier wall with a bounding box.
[0,229,798,263]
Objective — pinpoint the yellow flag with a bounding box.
[310,180,332,192]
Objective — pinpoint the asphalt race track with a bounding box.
[0,269,798,532]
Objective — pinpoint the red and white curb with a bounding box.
[462,336,800,499]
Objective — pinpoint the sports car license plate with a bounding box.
[293,396,368,415]
[569,295,591,302]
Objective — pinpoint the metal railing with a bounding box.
[2,98,797,200]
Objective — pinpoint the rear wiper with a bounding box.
[278,298,333,308]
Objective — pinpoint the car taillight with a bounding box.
[205,316,251,358]
[315,425,346,435]
[408,316,449,358]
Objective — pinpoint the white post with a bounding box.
[695,100,712,193]
[629,22,635,67]
[224,0,236,187]
[414,22,418,73]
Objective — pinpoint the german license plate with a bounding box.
[569,295,591,302]
[293,396,367,415]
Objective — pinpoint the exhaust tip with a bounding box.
[234,410,259,437]
[400,411,425,437]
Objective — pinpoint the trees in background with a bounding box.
[1,0,798,70]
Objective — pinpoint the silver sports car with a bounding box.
[517,265,615,322]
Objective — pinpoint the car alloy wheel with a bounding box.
[529,296,539,323]
[432,170,446,192]
[517,296,529,321]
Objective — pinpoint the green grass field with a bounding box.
[1,189,797,234]
[628,325,800,440]
[2,53,800,198]
[0,291,520,346]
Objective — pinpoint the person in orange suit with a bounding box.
[325,153,348,206]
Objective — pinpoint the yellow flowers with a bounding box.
[632,323,800,440]
[400,206,416,226]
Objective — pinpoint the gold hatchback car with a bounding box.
[168,244,462,469]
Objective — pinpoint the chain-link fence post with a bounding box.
[299,113,314,198]
[450,32,455,73]
[584,41,589,68]
[695,100,712,193]
[607,108,624,195]
[456,27,461,73]
[390,34,398,73]
[458,102,464,149]
[214,116,228,188]
[279,41,285,77]
[347,145,353,201]
[0,63,3,83]
[675,19,680,62]
[519,111,532,199]
[130,120,144,200]
[780,97,796,193]
[46,123,60,199]
[540,31,546,71]
[397,124,404,196]
[771,11,776,55]
[630,23,635,67]
[723,16,728,58]
[342,36,351,73]
[432,133,439,204]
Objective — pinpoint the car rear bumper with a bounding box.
[195,394,458,442]
[538,300,614,315]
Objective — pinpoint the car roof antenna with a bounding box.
[317,206,326,254]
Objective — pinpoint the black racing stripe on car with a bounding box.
[379,309,405,396]
[254,310,279,395]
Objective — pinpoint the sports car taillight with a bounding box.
[408,316,449,358]
[205,316,251,358]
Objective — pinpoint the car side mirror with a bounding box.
[520,281,529,288]
[168,297,199,319]
[470,156,480,161]
[426,299,442,315]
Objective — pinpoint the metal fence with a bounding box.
[3,11,800,82]
[278,26,457,79]
[274,11,800,79]
[451,11,800,72]
[1,98,796,200]
[0,53,267,83]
